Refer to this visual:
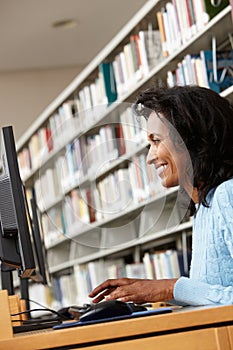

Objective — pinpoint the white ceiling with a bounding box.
[0,0,148,72]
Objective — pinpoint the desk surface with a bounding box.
[0,304,232,350]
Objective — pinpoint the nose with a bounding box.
[146,145,157,165]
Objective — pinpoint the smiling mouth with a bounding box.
[156,164,168,177]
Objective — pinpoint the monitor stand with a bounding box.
[1,263,14,295]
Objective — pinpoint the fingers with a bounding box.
[89,278,147,304]
[103,284,138,303]
[89,279,119,298]
[89,278,133,298]
[91,287,115,303]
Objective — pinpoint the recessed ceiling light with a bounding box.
[52,19,78,29]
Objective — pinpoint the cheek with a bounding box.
[165,150,184,179]
[173,154,189,180]
[158,143,168,158]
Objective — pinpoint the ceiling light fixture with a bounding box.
[52,19,78,29]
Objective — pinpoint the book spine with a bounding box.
[99,62,118,104]
[156,10,168,57]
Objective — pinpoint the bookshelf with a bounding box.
[16,0,233,307]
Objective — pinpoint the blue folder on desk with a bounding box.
[53,307,172,329]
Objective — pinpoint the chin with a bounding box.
[161,177,178,188]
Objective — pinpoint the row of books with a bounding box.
[167,49,233,93]
[157,0,229,57]
[142,250,185,280]
[29,248,185,308]
[34,168,61,213]
[112,27,163,96]
[18,126,53,179]
[32,119,148,213]
[51,117,146,194]
[120,107,147,153]
[39,154,163,247]
[41,207,66,247]
[18,106,147,182]
[69,27,164,111]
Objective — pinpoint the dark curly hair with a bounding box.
[133,85,233,216]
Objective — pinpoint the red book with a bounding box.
[86,189,96,223]
[46,127,53,152]
[115,124,126,155]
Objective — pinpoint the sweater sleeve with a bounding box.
[174,277,233,306]
[173,180,233,306]
[218,182,233,258]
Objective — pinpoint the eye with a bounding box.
[151,139,160,145]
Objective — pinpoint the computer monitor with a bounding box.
[29,195,48,285]
[0,126,49,299]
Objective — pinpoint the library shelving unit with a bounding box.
[16,0,233,306]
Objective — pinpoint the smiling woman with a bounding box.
[89,85,233,306]
[146,112,191,190]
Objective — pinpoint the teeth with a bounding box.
[156,164,167,176]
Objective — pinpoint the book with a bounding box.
[99,62,118,104]
[129,35,141,76]
[164,249,181,278]
[192,0,209,30]
[138,31,150,77]
[138,26,163,68]
[112,57,124,96]
[156,10,169,57]
[125,262,146,278]
[143,252,155,279]
[152,252,163,280]
[73,264,90,304]
[106,258,126,278]
[128,160,140,203]
[173,0,192,44]
[185,0,197,36]
[92,187,103,221]
[200,49,233,93]
[18,147,32,180]
[86,188,96,223]
[28,132,40,169]
[193,56,209,87]
[203,0,229,20]
[138,153,150,200]
[123,42,136,81]
[118,52,129,93]
[165,2,181,52]
[116,168,132,208]
[161,7,173,56]
[87,260,106,290]
[182,54,198,85]
[115,124,126,156]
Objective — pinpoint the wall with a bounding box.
[0,66,84,142]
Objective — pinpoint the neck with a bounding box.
[182,182,199,203]
[191,188,199,204]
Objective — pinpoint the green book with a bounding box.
[99,62,118,104]
[203,0,229,20]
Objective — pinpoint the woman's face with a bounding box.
[146,112,190,189]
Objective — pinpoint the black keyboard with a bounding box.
[13,319,61,333]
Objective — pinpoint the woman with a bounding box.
[89,85,233,306]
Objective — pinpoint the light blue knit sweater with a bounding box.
[174,178,233,305]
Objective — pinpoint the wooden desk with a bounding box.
[0,290,232,350]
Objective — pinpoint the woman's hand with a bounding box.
[89,278,178,304]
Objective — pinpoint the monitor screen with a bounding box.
[0,125,36,280]
[0,126,49,302]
